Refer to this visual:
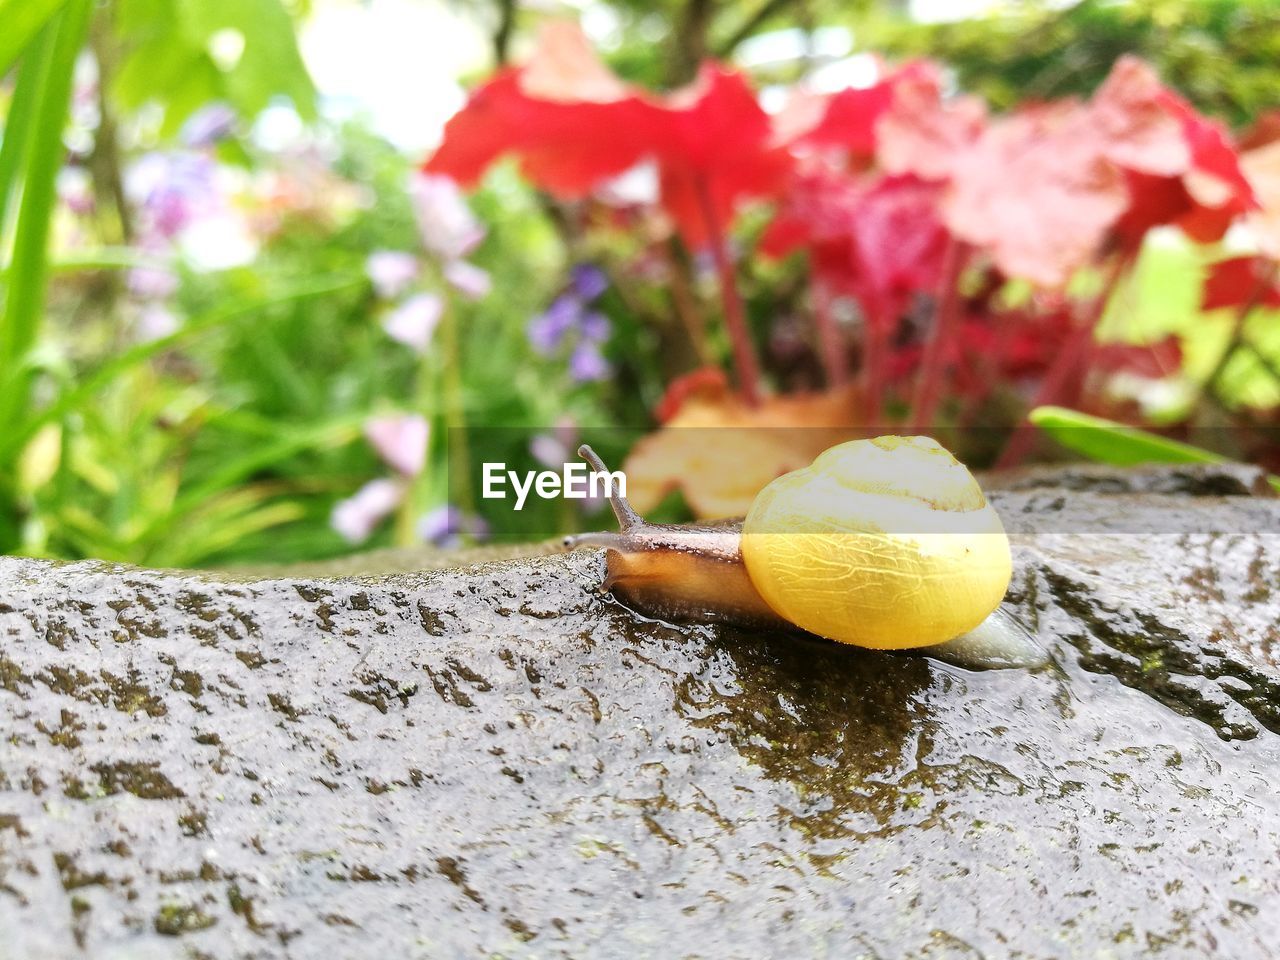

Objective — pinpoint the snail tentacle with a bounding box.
[577,444,640,531]
[562,531,629,551]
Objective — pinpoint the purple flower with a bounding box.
[578,310,610,343]
[443,260,491,300]
[418,505,489,548]
[382,293,443,353]
[181,103,237,148]
[569,341,610,383]
[527,296,579,355]
[364,414,429,477]
[409,172,485,261]
[127,151,221,241]
[366,250,420,299]
[331,478,405,544]
[570,264,608,302]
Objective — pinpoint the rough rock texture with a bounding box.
[2,465,1279,959]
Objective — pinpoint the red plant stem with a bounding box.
[861,314,887,425]
[812,282,849,390]
[908,237,965,427]
[958,310,1012,426]
[693,174,763,407]
[996,255,1128,469]
[1202,259,1278,399]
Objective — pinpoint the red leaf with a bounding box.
[1091,57,1189,176]
[758,163,861,260]
[1201,257,1280,311]
[1092,337,1183,378]
[876,63,987,182]
[654,66,792,246]
[425,75,662,196]
[843,174,948,329]
[762,167,946,329]
[942,102,1128,287]
[1091,56,1254,247]
[425,24,788,246]
[786,60,936,159]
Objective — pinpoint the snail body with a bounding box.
[565,439,1044,669]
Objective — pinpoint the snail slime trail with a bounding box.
[563,441,1046,670]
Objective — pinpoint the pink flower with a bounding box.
[366,250,421,299]
[331,478,405,543]
[443,260,491,299]
[382,293,443,352]
[364,414,429,476]
[409,172,485,261]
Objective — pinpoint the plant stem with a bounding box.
[438,287,474,518]
[693,174,763,407]
[908,237,964,427]
[1244,338,1280,386]
[863,323,888,425]
[996,256,1127,469]
[1201,260,1278,403]
[812,281,849,390]
[662,237,713,365]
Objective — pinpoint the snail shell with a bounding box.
[741,435,1012,649]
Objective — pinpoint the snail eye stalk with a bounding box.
[577,444,640,531]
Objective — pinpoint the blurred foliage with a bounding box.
[864,0,1280,125]
[111,0,315,136]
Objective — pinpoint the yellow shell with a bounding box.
[740,435,1012,649]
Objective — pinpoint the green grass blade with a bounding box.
[0,247,171,279]
[0,29,56,246]
[0,275,365,463]
[0,0,68,80]
[164,415,365,520]
[0,0,92,425]
[131,413,367,548]
[1029,405,1280,492]
[1,0,92,352]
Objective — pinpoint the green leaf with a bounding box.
[1029,405,1280,492]
[112,0,315,136]
[0,32,53,244]
[0,0,67,79]
[179,0,316,120]
[1028,406,1227,467]
[0,0,93,420]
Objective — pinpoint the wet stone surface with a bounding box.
[2,465,1280,958]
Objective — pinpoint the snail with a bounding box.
[563,437,1045,670]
